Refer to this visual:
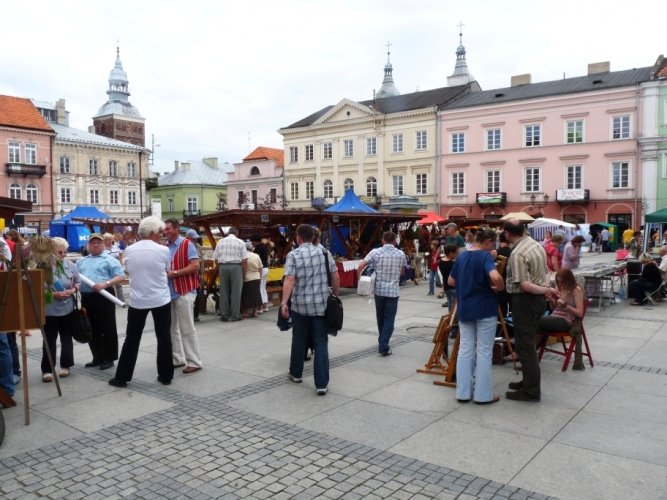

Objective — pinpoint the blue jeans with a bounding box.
[290,312,329,389]
[374,295,399,353]
[0,334,14,397]
[456,316,496,402]
[428,269,437,294]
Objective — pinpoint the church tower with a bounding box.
[92,45,145,147]
[376,42,400,99]
[447,25,475,87]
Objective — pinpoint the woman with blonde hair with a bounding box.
[42,237,80,382]
[629,253,662,306]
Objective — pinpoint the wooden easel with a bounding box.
[433,306,516,388]
[416,306,456,376]
[0,253,51,425]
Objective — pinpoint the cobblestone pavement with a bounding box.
[1,331,556,499]
[2,250,667,499]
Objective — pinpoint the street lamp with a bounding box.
[530,193,550,216]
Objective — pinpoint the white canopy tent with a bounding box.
[528,218,577,242]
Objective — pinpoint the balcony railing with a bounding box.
[6,163,47,177]
[183,209,201,217]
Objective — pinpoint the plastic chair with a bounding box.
[615,248,629,260]
[644,281,666,305]
[538,299,593,371]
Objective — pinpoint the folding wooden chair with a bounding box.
[644,281,666,305]
[537,299,593,371]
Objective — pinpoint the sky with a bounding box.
[1,0,665,175]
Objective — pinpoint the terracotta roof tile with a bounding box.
[0,95,53,132]
[657,66,667,79]
[244,146,284,167]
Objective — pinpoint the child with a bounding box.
[438,245,459,338]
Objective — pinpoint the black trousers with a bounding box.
[114,302,173,383]
[510,293,546,398]
[41,315,74,373]
[82,290,118,363]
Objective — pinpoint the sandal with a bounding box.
[59,368,70,378]
[475,394,501,405]
[42,373,54,383]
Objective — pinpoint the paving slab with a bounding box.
[512,442,667,500]
[1,250,665,498]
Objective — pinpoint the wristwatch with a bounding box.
[174,270,178,276]
[106,280,111,286]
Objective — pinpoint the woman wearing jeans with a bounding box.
[448,229,504,404]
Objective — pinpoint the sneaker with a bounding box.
[381,349,392,357]
[58,368,70,378]
[42,373,54,383]
[11,374,21,385]
[316,388,328,396]
[288,373,302,383]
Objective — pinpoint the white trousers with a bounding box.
[260,267,269,304]
[170,293,203,368]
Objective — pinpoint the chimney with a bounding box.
[55,99,68,125]
[511,74,532,86]
[174,161,179,171]
[203,157,218,168]
[588,61,610,75]
[180,162,191,170]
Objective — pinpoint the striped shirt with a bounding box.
[363,244,407,298]
[213,234,248,263]
[284,243,337,316]
[506,235,548,294]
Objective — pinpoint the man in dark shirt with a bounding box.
[251,234,270,312]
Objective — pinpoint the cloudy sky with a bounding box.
[1,0,664,175]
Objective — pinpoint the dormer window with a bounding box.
[250,166,260,176]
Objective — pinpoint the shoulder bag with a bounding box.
[322,250,343,335]
[70,289,92,344]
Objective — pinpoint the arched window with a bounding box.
[343,178,354,192]
[249,166,260,176]
[26,184,38,203]
[9,183,21,199]
[323,179,333,198]
[366,177,377,197]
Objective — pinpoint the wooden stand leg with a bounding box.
[416,310,454,376]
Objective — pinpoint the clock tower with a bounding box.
[92,46,145,147]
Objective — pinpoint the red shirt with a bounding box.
[545,243,561,272]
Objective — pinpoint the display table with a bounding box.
[337,260,362,288]
[267,267,285,283]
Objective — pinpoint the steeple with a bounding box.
[376,41,400,99]
[107,45,130,101]
[447,23,475,87]
[92,44,145,146]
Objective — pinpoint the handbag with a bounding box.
[70,290,92,344]
[322,250,343,335]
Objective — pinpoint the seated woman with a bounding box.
[629,253,663,306]
[539,268,585,333]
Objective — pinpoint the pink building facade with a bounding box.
[226,147,285,209]
[0,95,56,231]
[438,64,651,231]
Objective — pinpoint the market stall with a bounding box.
[183,205,420,292]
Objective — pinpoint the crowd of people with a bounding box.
[2,216,666,411]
